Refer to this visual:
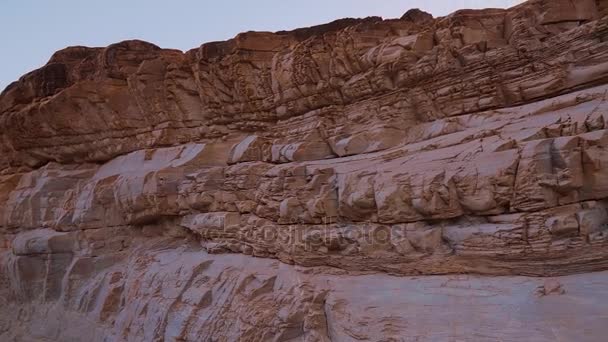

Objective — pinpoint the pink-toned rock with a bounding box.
[3,0,608,340]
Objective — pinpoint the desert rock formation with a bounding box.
[3,0,608,340]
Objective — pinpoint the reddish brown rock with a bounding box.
[3,0,608,340]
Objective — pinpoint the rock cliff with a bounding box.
[3,0,608,340]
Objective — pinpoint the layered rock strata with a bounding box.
[3,0,608,340]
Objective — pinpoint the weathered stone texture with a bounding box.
[3,0,608,340]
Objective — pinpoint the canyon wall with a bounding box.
[3,0,608,340]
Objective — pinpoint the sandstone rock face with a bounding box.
[3,0,608,340]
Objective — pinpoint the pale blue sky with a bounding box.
[0,0,521,92]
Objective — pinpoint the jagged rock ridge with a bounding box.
[2,0,608,340]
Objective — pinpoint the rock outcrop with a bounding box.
[3,0,608,340]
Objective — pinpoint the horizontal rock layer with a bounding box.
[3,239,608,341]
[3,0,608,340]
[4,77,608,277]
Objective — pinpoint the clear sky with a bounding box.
[0,0,522,92]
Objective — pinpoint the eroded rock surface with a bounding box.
[3,0,608,340]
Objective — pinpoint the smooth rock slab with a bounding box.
[2,247,608,341]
